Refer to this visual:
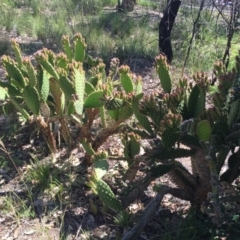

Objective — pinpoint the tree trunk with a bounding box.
[118,0,136,12]
[159,0,181,63]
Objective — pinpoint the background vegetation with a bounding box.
[0,0,239,72]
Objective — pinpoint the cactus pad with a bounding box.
[93,151,109,179]
[2,56,26,88]
[59,76,75,99]
[155,54,172,93]
[73,33,87,62]
[40,70,50,102]
[197,120,212,142]
[89,175,123,213]
[22,86,40,115]
[132,98,153,135]
[84,90,105,108]
[119,67,134,93]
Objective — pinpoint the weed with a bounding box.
[114,211,132,228]
[0,3,16,31]
[0,193,35,223]
[25,157,59,192]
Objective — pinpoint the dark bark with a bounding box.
[159,0,181,63]
[222,1,240,69]
[117,0,136,12]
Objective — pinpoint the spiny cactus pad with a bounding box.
[23,58,37,87]
[132,98,153,135]
[22,86,40,115]
[72,66,85,114]
[2,56,26,88]
[85,82,95,95]
[59,76,75,99]
[89,175,123,212]
[119,67,134,93]
[84,90,105,108]
[197,120,212,142]
[155,54,172,93]
[228,99,240,128]
[11,39,22,68]
[162,129,180,149]
[73,33,87,62]
[93,152,109,179]
[36,52,59,80]
[40,70,50,102]
[62,35,73,62]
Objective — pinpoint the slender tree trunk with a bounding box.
[119,0,136,12]
[222,0,240,69]
[182,0,205,74]
[159,0,181,63]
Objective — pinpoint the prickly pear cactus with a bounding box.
[122,133,141,163]
[126,53,240,213]
[155,54,172,93]
[119,65,134,93]
[197,120,211,142]
[88,173,123,213]
[93,151,109,179]
[160,114,182,149]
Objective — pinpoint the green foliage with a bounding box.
[114,211,132,228]
[1,194,35,220]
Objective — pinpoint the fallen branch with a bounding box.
[122,185,193,240]
[122,186,168,240]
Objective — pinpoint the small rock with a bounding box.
[24,229,35,235]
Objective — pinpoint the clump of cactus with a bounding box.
[0,34,143,164]
[1,33,240,239]
[89,53,240,240]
